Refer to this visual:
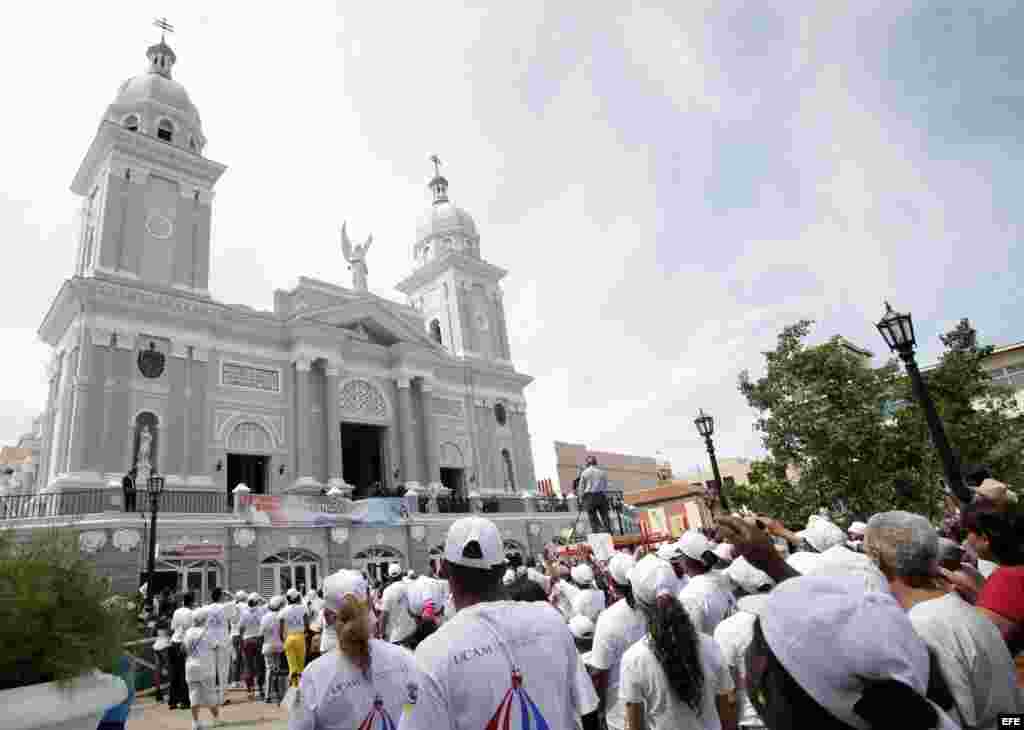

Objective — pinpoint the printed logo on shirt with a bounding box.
[402,681,419,721]
[485,668,549,730]
[359,693,398,730]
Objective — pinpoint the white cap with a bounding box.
[656,542,685,563]
[607,553,636,586]
[235,590,247,601]
[796,519,846,553]
[306,590,318,601]
[848,521,867,536]
[724,556,774,594]
[322,569,368,613]
[759,575,930,729]
[805,545,890,595]
[678,530,713,562]
[503,569,515,585]
[386,563,401,578]
[444,516,504,570]
[735,593,770,616]
[629,555,677,605]
[787,551,821,574]
[406,577,446,617]
[191,606,210,625]
[570,564,594,586]
[569,615,595,640]
[713,543,736,563]
[286,587,300,600]
[268,595,285,610]
[248,592,260,603]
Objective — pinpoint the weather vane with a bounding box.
[153,17,175,42]
[429,154,442,177]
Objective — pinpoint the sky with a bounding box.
[0,1,1021,486]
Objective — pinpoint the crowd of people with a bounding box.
[148,475,1022,730]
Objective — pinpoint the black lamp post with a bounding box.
[695,409,729,511]
[875,303,972,504]
[142,472,165,614]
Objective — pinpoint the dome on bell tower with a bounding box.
[103,34,207,155]
[414,156,480,266]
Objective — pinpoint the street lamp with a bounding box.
[875,302,972,504]
[694,409,729,511]
[142,472,165,614]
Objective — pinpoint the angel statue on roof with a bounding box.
[340,222,373,292]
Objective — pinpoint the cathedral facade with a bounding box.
[20,36,576,599]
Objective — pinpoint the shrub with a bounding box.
[0,528,137,689]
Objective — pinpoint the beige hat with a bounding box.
[977,478,1012,504]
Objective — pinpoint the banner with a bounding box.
[348,498,408,526]
[238,494,407,527]
[239,494,351,527]
[158,543,224,560]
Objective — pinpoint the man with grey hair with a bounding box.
[864,511,1022,729]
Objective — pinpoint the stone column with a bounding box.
[420,379,442,490]
[325,364,348,491]
[292,357,317,490]
[66,327,96,477]
[395,376,421,490]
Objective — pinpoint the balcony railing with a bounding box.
[416,493,473,514]
[0,489,107,521]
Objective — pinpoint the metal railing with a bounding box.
[0,489,106,520]
[416,493,473,514]
[535,495,570,513]
[161,490,229,514]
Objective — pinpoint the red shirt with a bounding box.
[978,565,1024,622]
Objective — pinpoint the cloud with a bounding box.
[0,1,1019,492]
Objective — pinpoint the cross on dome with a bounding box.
[147,17,177,78]
[428,153,449,205]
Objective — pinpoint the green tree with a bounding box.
[737,319,1023,528]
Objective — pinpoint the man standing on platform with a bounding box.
[579,456,614,535]
[122,468,137,513]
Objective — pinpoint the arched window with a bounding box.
[494,402,507,427]
[501,448,516,493]
[429,319,443,345]
[122,114,139,132]
[157,119,174,142]
[189,136,198,152]
[260,548,321,596]
[353,545,403,584]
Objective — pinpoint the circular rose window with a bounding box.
[145,213,174,240]
[494,402,507,427]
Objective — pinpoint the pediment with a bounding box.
[293,298,439,349]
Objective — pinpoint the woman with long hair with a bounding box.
[620,556,736,730]
[287,570,419,730]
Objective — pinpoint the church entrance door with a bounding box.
[440,467,464,497]
[227,453,267,506]
[341,423,385,499]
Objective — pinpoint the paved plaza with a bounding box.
[131,689,288,730]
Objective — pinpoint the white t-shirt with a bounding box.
[403,601,598,730]
[677,574,735,636]
[289,639,418,730]
[319,610,338,654]
[712,610,763,728]
[205,603,230,646]
[381,581,416,643]
[282,602,307,634]
[235,604,251,638]
[230,602,247,636]
[261,611,283,653]
[620,633,734,730]
[978,559,998,579]
[590,597,649,730]
[908,592,1023,729]
[553,580,582,621]
[572,588,607,623]
[171,607,193,644]
[240,605,262,640]
[184,626,216,682]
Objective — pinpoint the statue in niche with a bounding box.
[134,422,157,483]
[340,222,373,292]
